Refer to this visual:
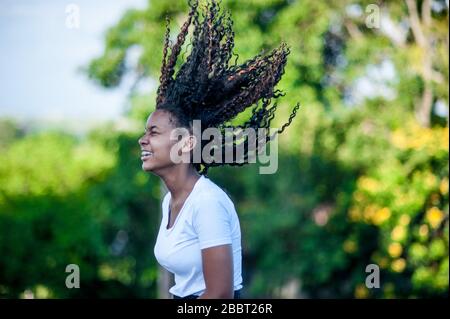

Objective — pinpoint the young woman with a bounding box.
[138,0,300,299]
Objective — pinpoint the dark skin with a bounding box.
[138,109,234,299]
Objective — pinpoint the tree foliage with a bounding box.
[0,0,448,298]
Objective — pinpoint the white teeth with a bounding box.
[141,151,152,156]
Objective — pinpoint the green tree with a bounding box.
[87,0,448,298]
[0,129,161,298]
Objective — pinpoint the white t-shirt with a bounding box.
[154,175,243,297]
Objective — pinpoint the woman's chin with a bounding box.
[142,162,155,172]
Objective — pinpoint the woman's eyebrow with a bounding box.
[145,125,159,131]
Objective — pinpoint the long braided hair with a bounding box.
[156,0,300,175]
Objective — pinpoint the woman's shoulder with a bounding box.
[190,177,236,213]
[196,176,232,199]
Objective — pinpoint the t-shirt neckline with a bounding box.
[165,175,204,234]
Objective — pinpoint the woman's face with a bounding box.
[138,109,180,174]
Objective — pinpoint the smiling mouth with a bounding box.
[141,150,153,161]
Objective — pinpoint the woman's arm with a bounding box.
[198,244,234,299]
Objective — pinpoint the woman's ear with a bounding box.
[182,134,197,153]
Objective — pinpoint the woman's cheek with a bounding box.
[154,137,176,160]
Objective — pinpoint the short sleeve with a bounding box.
[192,197,232,250]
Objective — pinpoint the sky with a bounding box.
[0,0,148,131]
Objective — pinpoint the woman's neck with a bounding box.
[161,165,201,202]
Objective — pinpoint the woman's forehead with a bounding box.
[146,110,174,129]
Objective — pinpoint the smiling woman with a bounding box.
[138,0,299,299]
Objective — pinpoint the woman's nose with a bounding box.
[138,135,147,146]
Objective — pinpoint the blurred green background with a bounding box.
[0,0,448,298]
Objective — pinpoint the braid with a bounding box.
[155,0,301,175]
[156,16,171,106]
